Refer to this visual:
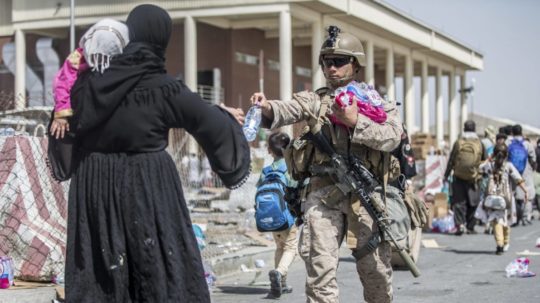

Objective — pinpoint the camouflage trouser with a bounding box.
[298,184,393,303]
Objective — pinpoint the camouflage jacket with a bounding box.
[262,89,402,152]
[261,88,403,181]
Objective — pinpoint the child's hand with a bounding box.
[50,118,70,139]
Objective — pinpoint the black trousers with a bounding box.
[451,177,481,231]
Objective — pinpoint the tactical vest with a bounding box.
[283,87,400,184]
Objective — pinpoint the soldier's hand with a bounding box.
[250,92,273,118]
[331,97,358,128]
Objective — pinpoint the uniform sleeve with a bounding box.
[164,82,251,189]
[351,101,403,152]
[53,49,85,118]
[260,91,318,129]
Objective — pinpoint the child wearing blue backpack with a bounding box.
[255,132,298,299]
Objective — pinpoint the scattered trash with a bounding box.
[240,264,252,272]
[516,250,540,256]
[52,272,65,286]
[254,259,266,268]
[0,256,14,289]
[203,262,216,288]
[431,214,456,233]
[505,257,536,278]
[193,224,206,251]
[421,239,441,248]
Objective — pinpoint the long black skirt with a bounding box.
[65,150,209,302]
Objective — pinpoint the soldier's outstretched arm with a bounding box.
[253,91,314,130]
[350,101,403,152]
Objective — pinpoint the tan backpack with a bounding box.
[453,138,482,181]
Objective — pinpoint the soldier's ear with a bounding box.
[354,62,361,74]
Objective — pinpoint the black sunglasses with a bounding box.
[322,57,353,68]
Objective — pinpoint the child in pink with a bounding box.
[50,18,129,139]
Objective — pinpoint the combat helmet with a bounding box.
[319,26,365,66]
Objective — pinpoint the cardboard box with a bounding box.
[424,192,449,231]
[433,193,449,219]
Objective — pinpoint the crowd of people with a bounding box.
[445,121,538,254]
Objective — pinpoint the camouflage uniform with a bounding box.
[261,89,403,303]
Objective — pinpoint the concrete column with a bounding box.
[421,59,429,133]
[280,9,293,136]
[460,74,468,127]
[184,16,198,154]
[311,19,324,89]
[15,29,26,109]
[184,16,197,91]
[448,69,458,145]
[385,47,395,101]
[364,39,374,86]
[435,67,444,148]
[404,53,415,134]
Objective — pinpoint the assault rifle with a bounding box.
[307,130,421,278]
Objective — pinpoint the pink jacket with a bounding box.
[53,48,88,118]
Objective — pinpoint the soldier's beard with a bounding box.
[326,69,356,89]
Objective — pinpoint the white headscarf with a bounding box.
[79,18,129,73]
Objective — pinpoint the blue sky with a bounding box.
[384,0,540,128]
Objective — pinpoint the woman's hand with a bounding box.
[331,97,358,128]
[50,118,70,139]
[219,103,245,125]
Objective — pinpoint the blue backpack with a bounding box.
[255,161,295,232]
[508,139,528,174]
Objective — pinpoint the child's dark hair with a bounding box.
[268,132,291,158]
[492,143,508,181]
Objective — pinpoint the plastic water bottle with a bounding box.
[243,105,262,142]
[0,256,14,289]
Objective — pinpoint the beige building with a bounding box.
[0,0,483,145]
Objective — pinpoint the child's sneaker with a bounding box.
[503,244,510,252]
[268,270,282,298]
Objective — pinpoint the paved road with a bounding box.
[211,222,540,303]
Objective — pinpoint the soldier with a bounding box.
[250,26,403,303]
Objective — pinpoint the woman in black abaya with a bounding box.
[65,5,250,302]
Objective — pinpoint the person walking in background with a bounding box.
[257,132,298,299]
[63,5,250,302]
[476,143,528,255]
[501,125,513,143]
[533,167,540,221]
[49,18,129,139]
[444,120,487,235]
[481,125,496,156]
[507,125,536,226]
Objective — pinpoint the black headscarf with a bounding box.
[126,4,172,59]
[71,5,172,134]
